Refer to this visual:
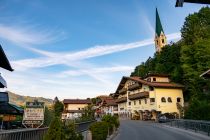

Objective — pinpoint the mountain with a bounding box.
[7,91,53,107]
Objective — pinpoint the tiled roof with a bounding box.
[128,77,184,88]
[104,99,117,106]
[129,92,149,100]
[63,99,91,104]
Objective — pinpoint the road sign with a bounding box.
[22,100,45,128]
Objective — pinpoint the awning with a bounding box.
[0,102,23,115]
[0,45,13,71]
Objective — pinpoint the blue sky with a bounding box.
[0,0,204,99]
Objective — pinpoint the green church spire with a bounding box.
[156,8,164,37]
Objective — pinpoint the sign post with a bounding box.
[22,100,45,128]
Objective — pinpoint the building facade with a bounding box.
[114,74,184,121]
[62,99,91,120]
[95,95,118,117]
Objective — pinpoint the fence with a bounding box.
[165,119,210,136]
[0,120,95,140]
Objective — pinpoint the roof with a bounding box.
[145,73,169,78]
[63,99,91,104]
[115,76,184,94]
[200,69,210,79]
[156,8,164,37]
[0,45,13,71]
[103,99,117,106]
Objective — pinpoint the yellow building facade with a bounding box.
[62,99,91,119]
[115,74,184,120]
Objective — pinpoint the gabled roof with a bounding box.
[115,76,184,94]
[0,45,13,71]
[63,99,91,104]
[156,8,164,37]
[103,99,117,106]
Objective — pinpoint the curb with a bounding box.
[106,128,119,140]
[161,124,210,139]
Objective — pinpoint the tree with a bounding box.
[44,106,54,126]
[54,99,64,117]
[44,117,64,140]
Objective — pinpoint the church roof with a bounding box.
[156,8,164,37]
[0,45,13,71]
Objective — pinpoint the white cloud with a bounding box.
[0,24,66,47]
[62,66,134,76]
[12,32,181,71]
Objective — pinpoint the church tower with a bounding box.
[154,8,167,52]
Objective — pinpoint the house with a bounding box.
[94,95,118,117]
[100,97,118,116]
[114,74,184,121]
[62,99,91,120]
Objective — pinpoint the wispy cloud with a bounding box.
[12,32,181,70]
[0,24,66,47]
[62,66,134,77]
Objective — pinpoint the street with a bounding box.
[114,120,210,140]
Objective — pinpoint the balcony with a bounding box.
[128,91,149,100]
[115,97,127,103]
[119,88,127,94]
[128,83,141,91]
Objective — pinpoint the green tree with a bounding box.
[54,100,64,117]
[44,106,54,126]
[44,117,64,140]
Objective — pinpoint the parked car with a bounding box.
[158,115,169,123]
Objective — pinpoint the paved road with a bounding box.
[114,120,210,140]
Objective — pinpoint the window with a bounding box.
[144,99,147,104]
[129,102,131,106]
[147,78,151,82]
[168,97,172,103]
[156,40,158,44]
[162,39,164,43]
[134,101,136,105]
[153,78,156,82]
[150,98,155,102]
[0,92,8,102]
[177,98,181,103]
[161,97,166,103]
[139,100,141,105]
[78,108,80,110]
[149,86,154,91]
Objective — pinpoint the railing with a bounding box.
[0,127,48,140]
[0,120,96,140]
[165,119,210,136]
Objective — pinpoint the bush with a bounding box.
[63,120,83,140]
[89,122,109,140]
[102,115,120,131]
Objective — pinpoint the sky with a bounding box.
[0,0,205,100]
